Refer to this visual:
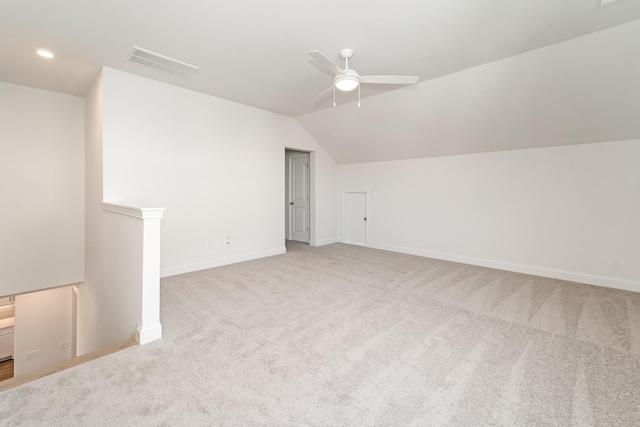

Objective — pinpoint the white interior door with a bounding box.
[344,192,367,246]
[289,153,310,242]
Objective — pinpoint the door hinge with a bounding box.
[307,226,309,231]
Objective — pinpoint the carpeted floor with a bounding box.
[1,242,639,425]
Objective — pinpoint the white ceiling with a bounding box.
[2,0,640,162]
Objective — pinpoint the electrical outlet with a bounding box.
[59,341,70,350]
[208,241,213,249]
[25,349,41,360]
[419,234,424,242]
[225,237,231,245]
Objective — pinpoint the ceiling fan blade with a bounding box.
[359,75,419,85]
[308,50,343,75]
[310,85,334,104]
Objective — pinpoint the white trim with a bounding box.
[286,150,311,244]
[102,202,165,219]
[161,246,286,278]
[368,241,640,293]
[135,322,162,345]
[310,238,338,247]
[309,151,317,246]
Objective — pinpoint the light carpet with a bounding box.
[1,242,639,426]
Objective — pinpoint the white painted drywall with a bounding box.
[85,207,143,353]
[14,286,73,377]
[81,72,165,353]
[0,82,85,297]
[78,70,112,354]
[337,140,640,290]
[297,19,640,164]
[82,71,156,354]
[100,68,337,277]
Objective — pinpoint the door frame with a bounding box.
[285,149,314,244]
[342,190,370,246]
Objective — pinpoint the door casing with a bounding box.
[286,150,310,243]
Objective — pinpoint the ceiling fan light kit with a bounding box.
[308,48,419,107]
[335,71,359,91]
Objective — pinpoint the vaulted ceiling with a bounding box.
[3,0,640,162]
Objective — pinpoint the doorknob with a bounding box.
[364,217,367,221]
[289,202,293,205]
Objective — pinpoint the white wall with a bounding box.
[101,68,337,277]
[0,82,85,297]
[14,286,73,377]
[83,207,144,353]
[81,71,149,354]
[310,149,338,246]
[337,140,640,290]
[78,70,109,354]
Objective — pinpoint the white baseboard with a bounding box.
[135,322,162,345]
[368,241,639,293]
[161,247,286,278]
[310,238,338,247]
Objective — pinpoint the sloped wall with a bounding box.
[297,19,640,164]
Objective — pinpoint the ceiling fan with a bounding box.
[308,48,419,105]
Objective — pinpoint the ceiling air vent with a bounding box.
[126,46,199,78]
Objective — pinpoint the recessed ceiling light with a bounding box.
[36,48,55,59]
